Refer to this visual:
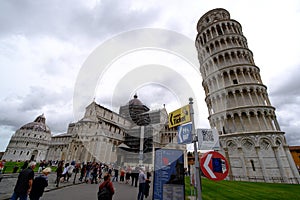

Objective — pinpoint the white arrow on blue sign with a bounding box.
[177,123,193,144]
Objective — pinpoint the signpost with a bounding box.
[167,98,203,200]
[168,104,191,128]
[200,151,229,181]
[197,128,219,150]
[153,149,185,200]
[177,123,193,144]
[189,98,202,200]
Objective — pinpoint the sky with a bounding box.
[0,0,300,152]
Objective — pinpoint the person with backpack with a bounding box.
[98,173,114,200]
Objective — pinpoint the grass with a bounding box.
[185,176,300,200]
[2,161,57,173]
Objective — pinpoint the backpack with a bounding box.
[97,181,110,200]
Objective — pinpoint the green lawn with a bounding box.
[185,176,300,200]
[2,161,57,173]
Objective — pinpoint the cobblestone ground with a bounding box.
[0,172,82,200]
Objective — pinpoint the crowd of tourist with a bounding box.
[4,159,152,200]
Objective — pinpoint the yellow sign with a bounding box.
[168,105,191,128]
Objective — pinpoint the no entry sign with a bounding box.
[200,151,229,181]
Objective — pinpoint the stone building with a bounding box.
[2,114,51,161]
[289,146,300,171]
[196,8,300,183]
[47,96,185,169]
[3,95,185,170]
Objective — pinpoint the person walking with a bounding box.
[137,168,147,200]
[11,161,36,200]
[120,168,125,182]
[98,173,115,200]
[125,167,131,184]
[79,164,86,182]
[91,163,99,184]
[0,160,4,182]
[55,161,64,187]
[29,167,51,200]
[131,167,139,187]
[144,171,151,198]
[112,168,119,182]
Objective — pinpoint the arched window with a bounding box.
[250,160,256,171]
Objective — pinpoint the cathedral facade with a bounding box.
[3,96,185,170]
[196,8,300,183]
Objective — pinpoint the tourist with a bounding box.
[11,161,36,200]
[66,162,75,182]
[125,167,131,184]
[131,167,139,187]
[137,168,147,200]
[144,171,151,198]
[120,168,125,182]
[61,163,69,182]
[79,164,86,182]
[91,163,99,184]
[55,161,64,187]
[98,173,114,200]
[29,167,51,200]
[112,167,118,182]
[0,160,4,182]
[84,162,92,183]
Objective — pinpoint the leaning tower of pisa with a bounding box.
[195,8,300,183]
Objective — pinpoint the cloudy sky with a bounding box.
[1,0,300,152]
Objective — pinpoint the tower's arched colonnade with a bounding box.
[196,8,300,183]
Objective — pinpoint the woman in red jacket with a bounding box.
[98,173,114,200]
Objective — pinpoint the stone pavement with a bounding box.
[0,173,195,200]
[0,172,82,200]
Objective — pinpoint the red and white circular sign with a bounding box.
[200,151,229,181]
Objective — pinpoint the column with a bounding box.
[255,113,262,131]
[241,89,247,105]
[238,147,248,181]
[247,89,254,105]
[233,91,238,107]
[238,113,246,131]
[224,148,233,180]
[231,114,237,132]
[272,146,288,182]
[139,126,145,165]
[262,113,269,130]
[273,116,281,131]
[255,146,269,182]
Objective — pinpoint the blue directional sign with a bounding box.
[177,123,193,144]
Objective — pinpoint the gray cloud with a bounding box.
[1,0,300,153]
[268,65,300,145]
[0,86,73,132]
[0,0,162,41]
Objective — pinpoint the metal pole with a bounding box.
[189,97,202,200]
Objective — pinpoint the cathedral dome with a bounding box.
[20,114,51,134]
[128,94,144,106]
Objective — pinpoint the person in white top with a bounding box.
[137,168,147,200]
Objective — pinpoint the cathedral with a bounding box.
[2,95,185,169]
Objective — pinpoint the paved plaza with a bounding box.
[0,172,152,200]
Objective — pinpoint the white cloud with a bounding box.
[1,0,300,151]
